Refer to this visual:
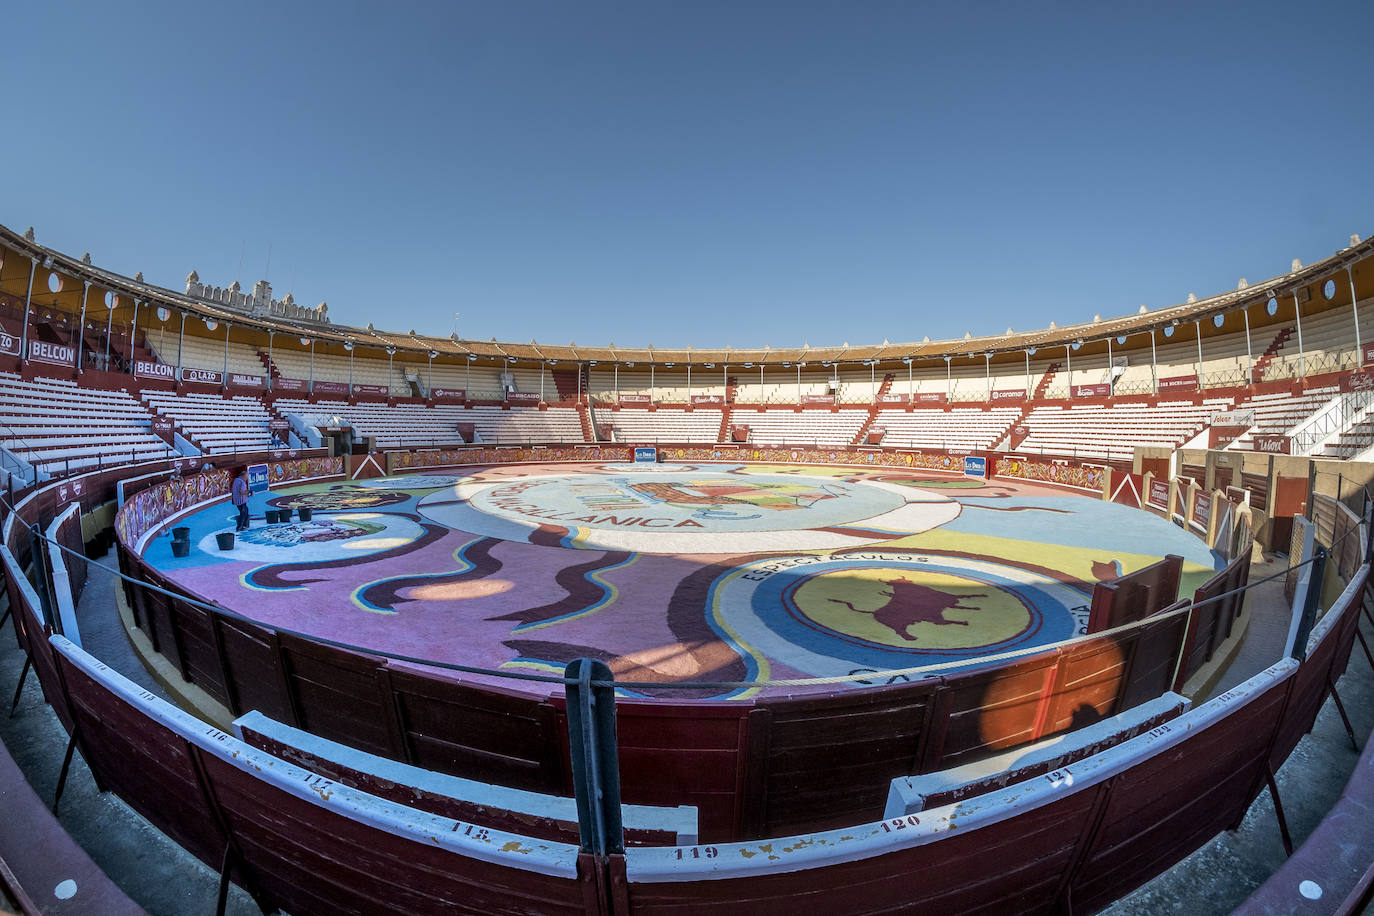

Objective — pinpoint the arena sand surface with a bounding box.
[141,462,1222,699]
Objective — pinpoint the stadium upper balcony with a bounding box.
[1,222,1370,373]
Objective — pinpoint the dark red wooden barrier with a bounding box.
[1088,554,1183,633]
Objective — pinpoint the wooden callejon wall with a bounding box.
[1,450,1370,913]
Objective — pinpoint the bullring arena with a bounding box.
[1,220,1372,914]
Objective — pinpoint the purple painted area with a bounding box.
[145,463,1202,699]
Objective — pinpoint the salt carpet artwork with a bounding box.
[141,463,1221,699]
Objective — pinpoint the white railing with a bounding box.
[1290,386,1374,455]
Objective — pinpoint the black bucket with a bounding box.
[298,507,313,522]
[172,526,190,542]
[265,510,280,524]
[277,508,293,523]
[171,540,191,558]
[215,532,235,551]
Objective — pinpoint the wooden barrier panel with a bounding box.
[1087,554,1183,633]
[1066,672,1292,911]
[753,682,941,838]
[387,666,565,793]
[51,650,227,867]
[276,634,402,759]
[569,700,758,843]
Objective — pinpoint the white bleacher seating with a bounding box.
[140,390,276,453]
[604,408,721,443]
[0,372,173,473]
[271,399,584,446]
[877,407,1022,451]
[1016,399,1225,462]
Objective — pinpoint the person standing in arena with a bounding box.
[230,465,251,531]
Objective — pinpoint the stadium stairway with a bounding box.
[850,373,895,446]
[1033,361,1062,399]
[1252,326,1296,382]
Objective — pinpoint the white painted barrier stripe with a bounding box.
[49,635,581,879]
[624,656,1300,882]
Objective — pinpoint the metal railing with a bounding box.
[1291,386,1374,455]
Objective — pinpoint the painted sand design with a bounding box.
[145,464,1221,699]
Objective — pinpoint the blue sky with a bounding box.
[2,2,1369,349]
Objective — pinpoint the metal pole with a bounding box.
[74,282,89,372]
[223,322,230,386]
[19,259,36,364]
[945,356,951,399]
[687,363,691,400]
[1106,337,1113,392]
[650,363,655,402]
[614,363,619,399]
[309,339,315,393]
[1243,307,1253,385]
[1065,345,1072,390]
[540,361,545,402]
[1293,291,1305,378]
[104,300,115,370]
[349,346,354,396]
[129,299,141,373]
[1150,330,1158,394]
[1194,320,1203,388]
[1349,266,1363,365]
[907,360,912,398]
[267,331,275,390]
[1025,350,1030,398]
[984,353,991,400]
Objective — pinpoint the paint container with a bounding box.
[171,540,191,558]
[265,510,280,524]
[215,532,236,551]
[298,507,313,521]
[277,508,293,523]
[172,527,190,542]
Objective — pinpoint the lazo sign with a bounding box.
[27,341,75,366]
[0,332,19,356]
[180,367,223,385]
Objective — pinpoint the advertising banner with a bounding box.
[1072,383,1112,398]
[991,389,1025,402]
[312,380,349,395]
[1363,341,1374,366]
[246,462,270,494]
[633,446,658,463]
[914,392,946,404]
[1192,489,1212,530]
[618,394,652,406]
[274,377,308,392]
[228,373,266,390]
[801,394,834,405]
[1148,478,1170,510]
[1340,371,1374,393]
[180,367,223,385]
[150,417,175,444]
[352,384,389,399]
[1253,434,1292,454]
[963,455,987,478]
[0,331,20,356]
[27,341,75,366]
[691,395,725,406]
[431,387,465,401]
[506,391,540,404]
[1209,425,1249,449]
[269,418,290,432]
[876,393,909,404]
[134,359,175,381]
[1159,375,1198,392]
